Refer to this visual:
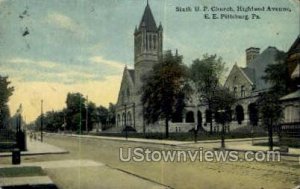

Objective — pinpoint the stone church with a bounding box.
[115,2,163,133]
[115,2,200,133]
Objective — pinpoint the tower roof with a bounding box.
[139,3,157,32]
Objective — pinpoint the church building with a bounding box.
[115,2,163,133]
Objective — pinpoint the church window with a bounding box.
[122,112,126,126]
[127,111,132,126]
[233,86,237,97]
[241,85,245,97]
[153,35,156,49]
[117,114,120,127]
[146,34,148,50]
[149,35,152,49]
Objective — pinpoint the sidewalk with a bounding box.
[49,133,300,157]
[0,137,68,157]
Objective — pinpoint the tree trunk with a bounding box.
[165,118,169,138]
[268,120,273,151]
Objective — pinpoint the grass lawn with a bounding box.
[0,166,46,178]
[93,132,267,141]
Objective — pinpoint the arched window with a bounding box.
[122,113,126,126]
[235,105,244,124]
[186,111,195,123]
[233,86,237,97]
[241,85,245,97]
[127,112,132,126]
[117,114,121,127]
[149,35,152,49]
[197,111,202,128]
[205,109,212,123]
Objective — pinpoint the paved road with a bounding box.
[1,135,299,189]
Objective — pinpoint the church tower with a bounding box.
[134,2,163,92]
[133,1,163,132]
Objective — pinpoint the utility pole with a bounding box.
[85,96,88,133]
[41,100,43,142]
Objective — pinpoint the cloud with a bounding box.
[1,56,124,84]
[89,56,125,69]
[46,12,90,39]
[47,12,79,32]
[9,58,58,68]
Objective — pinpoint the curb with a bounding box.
[213,147,300,157]
[0,150,69,158]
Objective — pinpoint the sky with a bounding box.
[0,0,299,122]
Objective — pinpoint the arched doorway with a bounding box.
[235,105,244,124]
[186,111,195,123]
[248,103,258,126]
[197,111,202,128]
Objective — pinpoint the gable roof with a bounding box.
[287,35,300,54]
[280,89,300,101]
[128,69,135,83]
[139,3,157,32]
[291,64,300,79]
[224,64,253,88]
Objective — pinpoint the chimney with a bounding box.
[246,47,260,66]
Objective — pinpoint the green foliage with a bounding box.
[258,92,283,127]
[262,61,289,96]
[259,56,287,150]
[0,76,14,128]
[190,54,226,106]
[33,92,116,133]
[190,54,235,132]
[141,51,188,137]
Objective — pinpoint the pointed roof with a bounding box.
[291,64,300,79]
[280,88,300,101]
[139,3,157,32]
[287,35,300,54]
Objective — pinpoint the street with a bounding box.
[1,134,299,189]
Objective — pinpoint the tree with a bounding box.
[257,92,283,150]
[141,51,188,138]
[0,76,14,129]
[107,103,116,126]
[190,54,227,134]
[97,106,109,126]
[258,54,287,150]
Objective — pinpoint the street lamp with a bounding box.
[217,109,226,148]
[40,101,43,142]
